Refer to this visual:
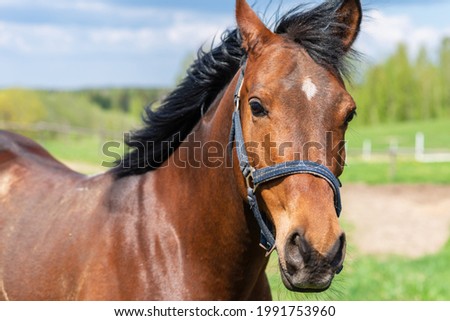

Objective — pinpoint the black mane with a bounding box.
[113,1,357,177]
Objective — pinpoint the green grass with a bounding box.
[38,137,101,164]
[341,161,450,184]
[33,118,450,184]
[340,118,450,184]
[267,237,450,301]
[347,116,450,151]
[36,135,125,171]
[38,136,106,165]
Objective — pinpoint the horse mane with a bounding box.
[113,1,357,177]
[274,1,359,79]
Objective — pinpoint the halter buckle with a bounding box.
[244,167,258,192]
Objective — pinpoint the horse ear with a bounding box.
[334,0,362,52]
[236,0,273,54]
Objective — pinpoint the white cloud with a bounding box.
[88,28,158,52]
[356,10,450,62]
[0,7,232,55]
[2,2,447,88]
[0,22,74,54]
[0,0,214,24]
[0,0,234,87]
[0,0,109,11]
[166,13,231,47]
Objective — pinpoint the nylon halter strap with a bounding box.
[229,59,343,254]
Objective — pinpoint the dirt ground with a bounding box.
[65,161,450,259]
[341,184,450,258]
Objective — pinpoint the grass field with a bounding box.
[340,161,450,184]
[340,118,450,184]
[39,135,108,165]
[36,118,450,183]
[37,135,124,172]
[267,237,450,301]
[347,118,450,150]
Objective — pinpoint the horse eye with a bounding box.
[345,110,357,125]
[249,99,267,117]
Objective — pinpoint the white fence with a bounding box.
[349,132,450,163]
[2,122,449,164]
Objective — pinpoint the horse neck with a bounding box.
[168,73,260,247]
[148,74,268,297]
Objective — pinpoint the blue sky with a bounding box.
[0,0,449,89]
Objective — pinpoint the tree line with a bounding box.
[0,38,449,132]
[350,37,450,125]
[0,88,166,138]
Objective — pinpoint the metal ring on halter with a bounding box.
[244,167,259,192]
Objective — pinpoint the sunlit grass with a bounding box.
[268,237,450,301]
[348,118,450,150]
[37,118,450,183]
[341,161,450,184]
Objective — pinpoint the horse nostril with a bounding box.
[285,232,311,274]
[329,233,346,271]
[285,232,346,277]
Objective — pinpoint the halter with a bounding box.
[229,59,343,254]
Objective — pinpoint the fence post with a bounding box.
[362,139,372,161]
[415,132,424,161]
[389,139,398,182]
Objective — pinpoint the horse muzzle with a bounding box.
[279,231,346,292]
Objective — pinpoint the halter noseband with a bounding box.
[229,59,343,254]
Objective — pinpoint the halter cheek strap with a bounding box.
[229,59,342,254]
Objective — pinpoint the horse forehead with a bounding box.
[278,69,335,110]
[260,48,329,92]
[251,45,340,105]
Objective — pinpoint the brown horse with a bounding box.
[0,0,361,300]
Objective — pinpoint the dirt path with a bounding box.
[342,184,450,258]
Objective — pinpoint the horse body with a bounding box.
[0,0,362,300]
[0,80,270,300]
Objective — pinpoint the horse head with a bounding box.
[233,0,361,292]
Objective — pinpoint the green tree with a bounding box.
[350,39,450,125]
[0,89,47,124]
[118,90,131,113]
[438,38,450,118]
